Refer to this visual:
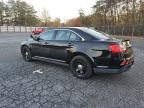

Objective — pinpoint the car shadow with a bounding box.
[31,59,128,81]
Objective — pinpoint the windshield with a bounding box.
[82,28,111,40]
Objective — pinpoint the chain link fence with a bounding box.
[0,25,144,36]
[95,25,144,36]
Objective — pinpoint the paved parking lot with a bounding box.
[0,33,144,108]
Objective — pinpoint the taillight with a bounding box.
[120,60,126,66]
[109,44,126,53]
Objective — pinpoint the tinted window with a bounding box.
[55,30,71,40]
[82,28,110,40]
[40,30,55,40]
[69,32,81,41]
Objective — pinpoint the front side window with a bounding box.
[40,30,55,40]
[55,30,71,40]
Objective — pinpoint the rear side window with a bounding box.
[55,30,71,40]
[69,32,81,41]
[82,28,110,40]
[40,30,55,40]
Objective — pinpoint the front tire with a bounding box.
[70,55,93,79]
[21,46,32,62]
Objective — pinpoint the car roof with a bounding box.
[48,27,92,30]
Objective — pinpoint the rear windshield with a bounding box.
[82,28,111,40]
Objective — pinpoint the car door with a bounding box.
[49,30,82,62]
[30,30,56,57]
[48,30,71,61]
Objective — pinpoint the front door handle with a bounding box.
[68,43,73,47]
[42,42,48,45]
[45,42,48,45]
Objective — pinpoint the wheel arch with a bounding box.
[68,52,95,66]
[21,44,31,53]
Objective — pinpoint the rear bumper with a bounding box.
[93,62,134,74]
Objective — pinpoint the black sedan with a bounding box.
[21,27,134,79]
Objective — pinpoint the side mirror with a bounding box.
[30,34,40,41]
[30,34,33,38]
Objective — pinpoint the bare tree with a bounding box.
[41,9,51,26]
[0,0,5,25]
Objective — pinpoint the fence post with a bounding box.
[114,25,115,36]
[103,26,105,32]
[108,25,109,34]
[132,25,135,37]
[25,26,27,32]
[122,25,124,36]
[139,24,142,36]
[141,24,144,36]
[13,26,15,32]
[30,26,32,32]
[19,26,21,32]
[7,26,8,32]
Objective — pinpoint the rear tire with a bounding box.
[70,55,93,79]
[21,46,32,62]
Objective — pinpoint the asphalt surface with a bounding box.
[0,33,144,108]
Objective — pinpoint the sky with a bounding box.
[23,0,96,22]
